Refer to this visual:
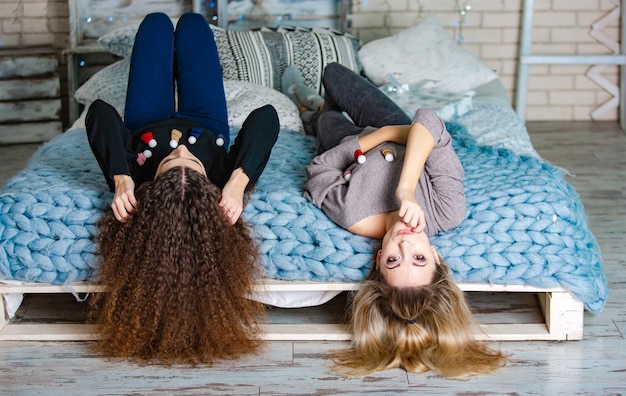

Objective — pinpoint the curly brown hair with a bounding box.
[333,257,507,377]
[90,167,265,364]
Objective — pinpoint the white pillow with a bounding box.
[358,14,498,94]
[74,59,303,133]
[224,80,303,133]
[250,290,342,308]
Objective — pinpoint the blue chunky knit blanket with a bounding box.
[0,107,608,312]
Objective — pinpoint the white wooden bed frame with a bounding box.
[0,280,584,342]
[0,0,598,349]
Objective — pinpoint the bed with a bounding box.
[0,15,608,341]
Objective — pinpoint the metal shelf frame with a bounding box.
[515,0,626,130]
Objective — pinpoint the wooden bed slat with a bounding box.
[0,279,570,293]
[0,280,584,342]
[0,321,572,342]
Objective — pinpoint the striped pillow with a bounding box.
[234,26,362,94]
[98,25,361,95]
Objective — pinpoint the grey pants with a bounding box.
[313,62,411,154]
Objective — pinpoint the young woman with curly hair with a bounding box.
[85,12,279,363]
[283,62,507,377]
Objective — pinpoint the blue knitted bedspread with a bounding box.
[0,110,608,312]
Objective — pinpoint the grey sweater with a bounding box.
[303,108,465,236]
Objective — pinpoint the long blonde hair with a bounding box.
[333,258,507,377]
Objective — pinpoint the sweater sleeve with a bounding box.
[413,108,466,232]
[221,104,280,187]
[303,136,361,209]
[85,99,134,190]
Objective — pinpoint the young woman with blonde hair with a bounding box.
[86,12,279,363]
[284,62,507,377]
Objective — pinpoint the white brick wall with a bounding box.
[0,0,68,48]
[0,0,69,125]
[349,0,623,122]
[0,0,622,123]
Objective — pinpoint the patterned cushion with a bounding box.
[74,58,130,113]
[251,26,362,94]
[74,58,303,133]
[98,24,362,94]
[96,26,139,58]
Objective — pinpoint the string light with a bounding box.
[455,0,474,43]
[413,0,424,22]
[75,0,220,67]
[12,0,25,46]
[380,0,392,35]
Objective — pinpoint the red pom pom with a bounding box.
[354,149,366,164]
[140,132,157,148]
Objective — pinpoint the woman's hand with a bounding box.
[112,174,137,223]
[396,188,426,232]
[219,167,250,225]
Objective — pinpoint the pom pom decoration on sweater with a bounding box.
[343,169,352,181]
[216,134,225,147]
[170,129,182,148]
[140,132,157,148]
[381,148,395,162]
[136,152,147,166]
[188,127,202,144]
[354,149,366,164]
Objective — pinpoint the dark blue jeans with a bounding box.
[315,63,411,154]
[124,12,230,147]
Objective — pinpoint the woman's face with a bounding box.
[377,220,439,288]
[155,145,207,178]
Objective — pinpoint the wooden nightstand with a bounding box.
[0,46,62,144]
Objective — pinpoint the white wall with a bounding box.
[0,0,622,122]
[348,0,623,122]
[1,0,68,48]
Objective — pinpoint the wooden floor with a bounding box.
[1,121,625,395]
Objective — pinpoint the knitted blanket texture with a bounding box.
[0,108,608,312]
